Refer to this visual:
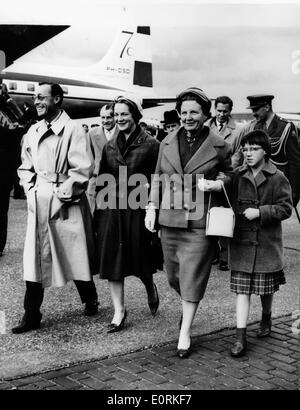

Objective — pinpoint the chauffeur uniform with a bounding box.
[240,95,300,206]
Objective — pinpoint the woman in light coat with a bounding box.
[145,87,232,358]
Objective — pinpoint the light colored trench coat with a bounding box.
[18,110,95,287]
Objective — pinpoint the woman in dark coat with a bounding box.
[145,87,233,358]
[94,96,161,332]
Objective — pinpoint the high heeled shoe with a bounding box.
[148,284,159,316]
[178,314,183,329]
[107,310,127,334]
[176,339,191,359]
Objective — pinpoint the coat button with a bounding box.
[173,187,176,192]
[184,203,189,210]
[185,188,189,193]
[170,203,174,209]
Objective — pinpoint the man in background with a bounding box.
[87,104,118,212]
[241,94,300,207]
[206,96,243,168]
[206,96,243,270]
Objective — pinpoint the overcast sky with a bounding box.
[1,0,300,113]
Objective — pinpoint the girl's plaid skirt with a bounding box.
[230,270,286,295]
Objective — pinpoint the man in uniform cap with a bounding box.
[240,94,300,207]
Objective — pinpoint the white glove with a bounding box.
[198,178,223,192]
[145,209,156,232]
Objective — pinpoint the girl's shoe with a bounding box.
[231,327,247,358]
[230,341,247,357]
[257,313,272,338]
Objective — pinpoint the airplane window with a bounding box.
[27,84,35,92]
[9,82,17,90]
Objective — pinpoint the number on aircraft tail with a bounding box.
[120,31,134,58]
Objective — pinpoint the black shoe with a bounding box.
[107,310,127,334]
[177,339,191,359]
[212,257,219,265]
[13,194,26,200]
[178,314,183,329]
[219,261,229,271]
[230,341,247,357]
[148,284,159,316]
[257,320,272,338]
[84,300,99,316]
[12,314,41,334]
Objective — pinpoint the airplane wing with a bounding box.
[0,25,69,68]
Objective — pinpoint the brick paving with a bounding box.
[0,315,299,390]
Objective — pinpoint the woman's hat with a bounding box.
[115,94,143,118]
[175,87,211,115]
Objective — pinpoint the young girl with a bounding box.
[230,130,293,357]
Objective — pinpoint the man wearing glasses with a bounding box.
[239,94,300,208]
[12,82,99,334]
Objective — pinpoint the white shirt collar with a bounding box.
[45,109,62,129]
[104,125,116,140]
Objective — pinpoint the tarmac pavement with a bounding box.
[0,315,298,390]
[0,199,299,390]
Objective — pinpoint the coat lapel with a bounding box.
[266,114,278,137]
[184,131,221,174]
[239,161,276,188]
[163,130,184,175]
[106,131,126,165]
[222,117,235,139]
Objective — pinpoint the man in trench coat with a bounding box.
[12,82,99,334]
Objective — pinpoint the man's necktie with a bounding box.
[218,123,224,132]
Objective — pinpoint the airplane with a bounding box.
[0,23,174,120]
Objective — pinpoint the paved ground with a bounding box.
[0,315,298,390]
[0,199,299,389]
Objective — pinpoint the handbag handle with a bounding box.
[208,182,232,211]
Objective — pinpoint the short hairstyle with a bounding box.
[100,103,114,115]
[39,82,64,106]
[215,96,233,111]
[114,98,142,123]
[240,130,271,160]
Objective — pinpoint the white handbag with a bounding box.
[206,184,235,238]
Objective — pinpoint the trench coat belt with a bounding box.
[36,171,68,184]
